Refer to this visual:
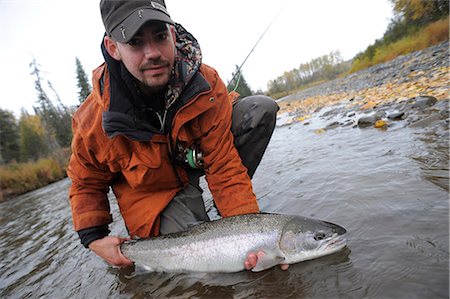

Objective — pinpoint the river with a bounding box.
[0,105,448,298]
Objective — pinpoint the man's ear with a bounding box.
[104,36,121,61]
[169,25,176,44]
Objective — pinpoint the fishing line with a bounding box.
[230,8,283,92]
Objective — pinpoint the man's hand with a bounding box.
[244,251,289,271]
[88,236,133,267]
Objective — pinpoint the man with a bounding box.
[68,0,279,270]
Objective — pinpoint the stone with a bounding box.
[387,112,405,120]
[411,96,438,108]
[357,114,381,127]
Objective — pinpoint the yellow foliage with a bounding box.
[351,17,449,73]
[374,120,387,128]
[423,18,450,44]
[0,149,70,199]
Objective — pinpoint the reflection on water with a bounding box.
[0,108,448,298]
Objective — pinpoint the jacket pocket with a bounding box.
[121,142,162,190]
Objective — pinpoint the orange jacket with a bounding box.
[67,63,259,238]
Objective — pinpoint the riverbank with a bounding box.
[273,41,449,193]
[277,41,449,121]
[0,148,70,202]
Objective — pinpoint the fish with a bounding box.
[121,213,347,273]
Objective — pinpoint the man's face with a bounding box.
[105,21,176,93]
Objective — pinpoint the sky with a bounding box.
[0,0,393,116]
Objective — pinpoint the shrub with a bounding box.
[0,148,70,200]
[350,17,449,73]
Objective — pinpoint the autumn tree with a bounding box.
[75,57,92,104]
[18,110,49,161]
[267,51,350,97]
[391,0,449,26]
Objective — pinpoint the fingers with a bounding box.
[89,236,134,267]
[244,251,289,271]
[244,253,257,270]
[245,251,265,270]
[280,264,289,270]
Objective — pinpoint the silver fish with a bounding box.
[121,213,347,273]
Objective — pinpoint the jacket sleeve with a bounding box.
[199,68,260,216]
[67,113,115,232]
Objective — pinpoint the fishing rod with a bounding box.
[230,9,282,92]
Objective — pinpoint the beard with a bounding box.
[138,59,172,93]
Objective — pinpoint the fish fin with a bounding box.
[252,251,286,272]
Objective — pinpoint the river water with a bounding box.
[0,105,448,298]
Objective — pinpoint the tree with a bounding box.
[391,0,449,25]
[75,57,92,104]
[227,65,253,98]
[266,51,349,97]
[0,108,20,164]
[47,81,73,147]
[18,110,49,162]
[30,58,72,148]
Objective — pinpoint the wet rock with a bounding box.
[325,121,340,130]
[357,114,382,128]
[411,96,438,108]
[387,111,405,120]
[341,120,354,127]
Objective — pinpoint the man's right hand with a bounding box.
[88,236,134,267]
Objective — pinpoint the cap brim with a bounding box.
[110,8,174,43]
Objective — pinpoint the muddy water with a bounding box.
[0,108,448,298]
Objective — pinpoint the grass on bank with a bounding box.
[0,148,70,201]
[350,17,449,73]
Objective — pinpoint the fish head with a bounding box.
[279,217,347,264]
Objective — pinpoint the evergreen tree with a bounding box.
[227,65,253,98]
[0,108,20,164]
[75,57,92,104]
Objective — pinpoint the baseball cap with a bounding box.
[100,0,174,43]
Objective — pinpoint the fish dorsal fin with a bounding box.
[252,250,286,272]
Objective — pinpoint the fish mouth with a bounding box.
[324,234,347,251]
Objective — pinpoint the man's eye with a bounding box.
[127,38,141,46]
[157,33,168,41]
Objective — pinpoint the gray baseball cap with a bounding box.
[100,0,174,43]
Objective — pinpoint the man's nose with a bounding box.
[143,42,161,60]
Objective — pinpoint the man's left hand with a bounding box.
[244,251,289,271]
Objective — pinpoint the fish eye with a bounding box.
[314,231,326,240]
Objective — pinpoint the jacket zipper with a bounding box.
[155,110,168,133]
[166,88,211,188]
